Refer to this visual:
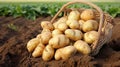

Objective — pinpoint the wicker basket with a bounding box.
[50,0,113,56]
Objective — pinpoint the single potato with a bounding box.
[74,40,91,54]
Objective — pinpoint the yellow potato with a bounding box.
[81,9,95,20]
[78,20,85,30]
[68,10,80,20]
[65,29,83,41]
[55,46,77,60]
[41,29,51,33]
[52,29,62,37]
[84,31,98,44]
[82,20,98,32]
[41,31,52,44]
[27,38,40,52]
[41,21,54,31]
[74,40,91,55]
[49,34,69,48]
[42,45,54,61]
[57,22,68,31]
[66,20,79,29]
[32,43,45,57]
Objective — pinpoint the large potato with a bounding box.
[68,10,80,20]
[42,45,54,61]
[74,40,91,55]
[49,34,69,48]
[41,21,54,31]
[84,31,98,44]
[27,38,40,52]
[55,46,77,60]
[32,43,45,57]
[82,20,98,32]
[81,9,95,21]
[65,29,83,41]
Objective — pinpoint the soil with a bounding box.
[0,16,120,67]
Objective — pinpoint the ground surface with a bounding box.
[0,16,120,67]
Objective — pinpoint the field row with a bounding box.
[0,2,120,20]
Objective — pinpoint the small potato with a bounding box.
[41,21,54,31]
[68,10,80,20]
[57,22,68,31]
[84,31,98,44]
[27,38,40,52]
[78,20,85,30]
[52,29,62,37]
[82,20,98,32]
[65,29,83,41]
[66,20,79,29]
[41,31,52,44]
[42,45,54,61]
[55,46,77,60]
[32,43,45,57]
[49,34,69,48]
[81,9,95,20]
[74,40,91,55]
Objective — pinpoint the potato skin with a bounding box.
[81,9,95,21]
[42,45,54,61]
[66,20,79,29]
[55,46,77,60]
[74,40,91,55]
[84,31,98,44]
[82,20,98,32]
[68,10,80,20]
[52,29,62,37]
[57,22,68,31]
[49,34,69,48]
[40,31,52,44]
[32,43,45,57]
[65,29,83,41]
[27,38,40,52]
[41,21,54,31]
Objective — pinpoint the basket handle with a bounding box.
[51,0,104,50]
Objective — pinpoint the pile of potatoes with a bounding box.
[27,9,99,61]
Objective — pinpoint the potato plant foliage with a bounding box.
[0,2,120,20]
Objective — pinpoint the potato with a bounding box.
[66,20,79,29]
[41,31,52,44]
[52,29,62,37]
[42,45,54,61]
[41,21,54,31]
[49,34,69,48]
[68,10,80,20]
[74,40,91,55]
[41,29,51,33]
[81,9,95,20]
[55,46,77,60]
[53,16,67,29]
[82,20,98,32]
[78,20,85,30]
[57,22,68,31]
[57,16,68,23]
[84,31,98,44]
[65,29,83,41]
[27,38,40,52]
[32,43,45,57]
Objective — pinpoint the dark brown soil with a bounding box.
[0,16,120,67]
